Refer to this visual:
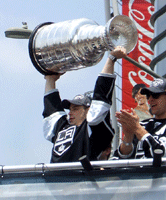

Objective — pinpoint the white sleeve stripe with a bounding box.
[159,138,166,157]
[91,100,110,108]
[103,119,114,136]
[141,133,160,157]
[140,133,151,141]
[144,138,154,157]
[43,111,66,142]
[106,79,114,100]
[43,111,66,122]
[98,73,116,79]
[155,124,166,135]
[87,125,92,137]
[44,89,59,96]
[87,100,110,126]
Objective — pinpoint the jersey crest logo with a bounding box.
[53,126,76,156]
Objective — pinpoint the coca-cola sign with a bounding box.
[122,0,154,111]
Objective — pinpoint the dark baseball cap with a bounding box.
[62,94,92,109]
[141,78,166,95]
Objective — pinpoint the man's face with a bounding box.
[148,93,166,119]
[69,104,89,126]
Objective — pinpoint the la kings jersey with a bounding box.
[43,73,115,163]
[114,118,166,159]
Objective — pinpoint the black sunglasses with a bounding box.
[146,92,166,100]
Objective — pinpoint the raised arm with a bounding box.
[101,46,127,74]
[44,74,62,93]
[43,73,67,142]
[86,46,127,158]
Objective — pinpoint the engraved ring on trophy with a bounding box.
[28,15,138,75]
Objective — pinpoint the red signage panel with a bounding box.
[122,0,154,111]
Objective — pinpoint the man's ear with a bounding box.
[85,107,90,114]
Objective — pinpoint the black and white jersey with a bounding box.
[114,118,166,159]
[43,73,115,163]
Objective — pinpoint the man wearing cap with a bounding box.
[114,78,166,159]
[43,46,127,163]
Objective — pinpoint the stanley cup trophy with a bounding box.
[29,15,138,75]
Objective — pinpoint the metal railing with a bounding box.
[0,157,165,175]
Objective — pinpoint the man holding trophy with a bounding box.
[42,46,127,163]
[28,15,137,162]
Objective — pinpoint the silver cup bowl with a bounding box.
[29,15,138,75]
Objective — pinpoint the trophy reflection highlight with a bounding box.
[29,15,138,75]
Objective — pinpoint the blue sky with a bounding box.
[0,0,121,166]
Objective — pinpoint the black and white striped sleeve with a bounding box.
[87,73,116,126]
[42,89,66,142]
[141,133,165,158]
